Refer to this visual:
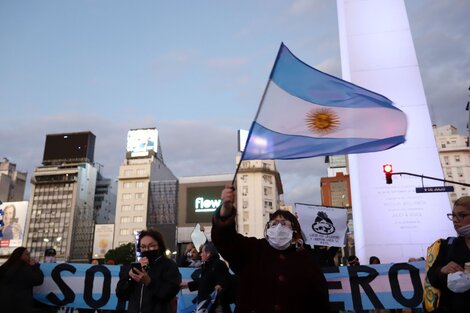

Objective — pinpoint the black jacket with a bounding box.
[427,236,470,313]
[0,262,44,313]
[188,257,233,313]
[116,256,181,313]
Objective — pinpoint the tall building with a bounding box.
[433,124,470,203]
[0,158,27,202]
[94,173,117,224]
[113,128,178,252]
[235,157,283,238]
[25,132,98,262]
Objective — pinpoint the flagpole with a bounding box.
[231,43,286,186]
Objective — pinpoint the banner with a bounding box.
[34,262,426,311]
[296,203,348,247]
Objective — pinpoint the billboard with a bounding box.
[126,128,158,156]
[0,201,28,251]
[42,132,95,164]
[186,186,224,223]
[92,224,114,259]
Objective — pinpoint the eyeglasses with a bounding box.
[447,212,470,221]
[268,220,292,228]
[140,244,158,251]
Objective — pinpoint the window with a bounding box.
[457,167,464,177]
[137,169,145,175]
[444,156,449,165]
[120,216,131,223]
[135,204,144,211]
[123,182,133,189]
[136,181,145,188]
[135,193,144,199]
[133,216,144,223]
[243,200,248,209]
[263,175,273,184]
[264,187,272,196]
[264,201,273,210]
[242,186,248,196]
[119,229,130,235]
[122,193,132,200]
[455,155,461,162]
[121,205,131,212]
[441,143,446,148]
[124,169,133,176]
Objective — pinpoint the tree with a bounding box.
[105,242,136,265]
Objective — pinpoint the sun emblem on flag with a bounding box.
[305,108,340,135]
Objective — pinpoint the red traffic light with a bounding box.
[383,164,393,173]
[383,164,393,184]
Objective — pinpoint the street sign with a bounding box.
[415,186,454,193]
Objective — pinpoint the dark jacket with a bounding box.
[211,208,330,313]
[0,262,44,313]
[427,236,470,313]
[116,255,181,313]
[188,257,233,313]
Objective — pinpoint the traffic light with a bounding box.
[383,164,393,184]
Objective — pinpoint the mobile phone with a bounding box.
[131,262,142,272]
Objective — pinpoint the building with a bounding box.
[94,173,117,224]
[177,174,232,249]
[24,132,98,262]
[113,128,178,253]
[433,124,470,203]
[321,155,352,265]
[235,156,283,238]
[0,158,27,202]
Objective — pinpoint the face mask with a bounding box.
[141,249,160,261]
[44,256,56,263]
[266,224,293,250]
[456,224,470,238]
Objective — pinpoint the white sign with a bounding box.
[295,203,347,247]
[194,197,221,212]
[92,224,114,259]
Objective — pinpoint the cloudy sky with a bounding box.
[1,0,469,205]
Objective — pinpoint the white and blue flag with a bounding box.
[242,43,407,160]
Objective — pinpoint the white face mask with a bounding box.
[457,224,470,238]
[266,224,293,250]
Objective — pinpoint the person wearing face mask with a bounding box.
[211,185,329,313]
[427,196,470,313]
[116,229,181,313]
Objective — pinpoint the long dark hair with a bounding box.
[138,229,167,254]
[0,246,27,277]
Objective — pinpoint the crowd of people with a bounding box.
[1,190,469,312]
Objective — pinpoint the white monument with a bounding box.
[337,0,455,263]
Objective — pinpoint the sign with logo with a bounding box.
[415,186,454,193]
[295,203,348,247]
[186,186,224,223]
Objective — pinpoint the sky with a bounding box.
[1,0,469,206]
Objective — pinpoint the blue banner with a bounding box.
[33,261,426,311]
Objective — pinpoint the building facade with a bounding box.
[113,127,178,252]
[0,158,27,202]
[235,157,283,238]
[24,131,98,262]
[433,124,470,203]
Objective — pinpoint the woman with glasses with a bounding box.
[211,185,329,313]
[427,196,470,312]
[116,229,181,313]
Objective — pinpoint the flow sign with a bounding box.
[415,186,454,193]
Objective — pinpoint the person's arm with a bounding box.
[115,265,136,300]
[427,239,462,289]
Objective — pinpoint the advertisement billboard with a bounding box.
[0,201,28,250]
[126,128,159,156]
[43,132,95,164]
[92,224,115,259]
[186,186,224,223]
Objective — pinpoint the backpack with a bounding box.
[423,237,455,312]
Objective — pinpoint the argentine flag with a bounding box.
[242,43,407,160]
